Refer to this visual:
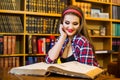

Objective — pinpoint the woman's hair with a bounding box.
[60,5,95,53]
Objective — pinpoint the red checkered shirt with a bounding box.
[45,35,99,67]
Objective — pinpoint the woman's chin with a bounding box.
[67,33,75,37]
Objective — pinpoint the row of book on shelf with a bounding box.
[0,56,46,68]
[0,35,17,55]
[0,57,20,68]
[112,6,120,19]
[26,56,45,65]
[112,23,120,36]
[74,1,109,18]
[26,16,60,34]
[112,38,120,52]
[0,15,23,33]
[0,35,58,55]
[0,14,61,34]
[1,35,119,55]
[0,0,69,12]
[0,0,20,10]
[26,35,57,54]
[26,0,69,13]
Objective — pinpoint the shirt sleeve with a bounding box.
[75,39,99,67]
[45,54,55,64]
[45,37,68,64]
[45,37,60,64]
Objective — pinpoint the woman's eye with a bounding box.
[73,22,78,25]
[65,21,70,24]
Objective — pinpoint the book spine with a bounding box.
[32,35,37,54]
[7,36,12,54]
[37,38,44,54]
[45,38,50,54]
[11,36,16,54]
[0,35,3,54]
[15,57,20,67]
[12,57,16,67]
[0,58,4,68]
[28,35,32,54]
[3,36,8,55]
[4,57,8,68]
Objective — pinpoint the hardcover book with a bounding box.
[9,61,104,79]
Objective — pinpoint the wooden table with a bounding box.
[0,68,119,80]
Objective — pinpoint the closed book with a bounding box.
[4,57,9,68]
[12,57,16,67]
[3,36,8,55]
[8,57,13,68]
[28,35,32,54]
[0,35,3,54]
[15,57,20,67]
[45,38,50,54]
[37,39,44,54]
[0,58,4,68]
[28,57,34,65]
[7,36,12,54]
[32,35,37,54]
[11,36,16,54]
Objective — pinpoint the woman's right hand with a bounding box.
[59,24,67,37]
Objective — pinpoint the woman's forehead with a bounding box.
[64,14,80,22]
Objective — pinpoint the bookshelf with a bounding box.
[0,0,120,69]
[0,0,69,67]
[71,0,120,68]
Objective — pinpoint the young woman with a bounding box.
[45,5,99,67]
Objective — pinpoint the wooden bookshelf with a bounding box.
[71,0,120,68]
[0,0,120,69]
[0,0,68,67]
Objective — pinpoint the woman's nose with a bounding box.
[68,24,73,28]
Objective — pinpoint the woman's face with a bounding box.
[63,14,80,37]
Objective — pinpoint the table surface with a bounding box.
[0,68,119,80]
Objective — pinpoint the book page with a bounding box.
[51,61,97,73]
[48,61,103,79]
[9,62,54,76]
[13,62,51,70]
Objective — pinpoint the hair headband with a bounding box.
[63,9,82,18]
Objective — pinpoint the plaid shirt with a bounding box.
[45,35,99,67]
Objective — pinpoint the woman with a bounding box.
[45,5,99,67]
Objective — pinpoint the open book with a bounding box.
[9,61,104,79]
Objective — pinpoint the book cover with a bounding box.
[9,61,104,79]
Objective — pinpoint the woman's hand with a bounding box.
[59,24,67,37]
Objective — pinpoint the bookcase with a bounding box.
[0,0,120,69]
[71,0,120,68]
[0,0,69,67]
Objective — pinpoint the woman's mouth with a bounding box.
[67,29,74,33]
